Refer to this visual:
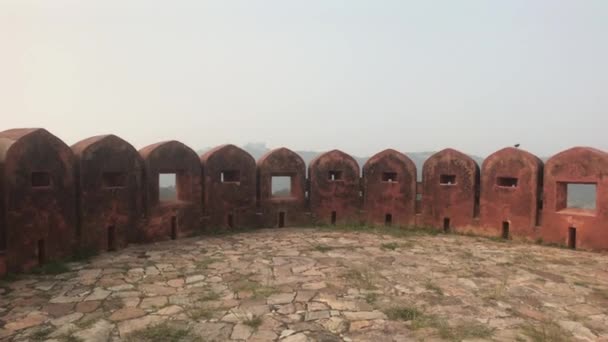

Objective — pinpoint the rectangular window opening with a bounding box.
[557,183,597,212]
[443,218,450,233]
[278,212,286,228]
[385,213,392,226]
[272,176,293,198]
[497,177,518,188]
[502,221,510,240]
[159,173,178,202]
[568,227,576,249]
[221,170,240,183]
[328,171,343,181]
[37,239,45,265]
[31,172,51,188]
[331,211,337,225]
[108,226,116,251]
[382,172,398,182]
[103,172,127,188]
[440,175,456,185]
[170,216,177,240]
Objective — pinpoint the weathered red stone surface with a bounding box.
[0,128,76,273]
[200,145,257,230]
[542,147,608,250]
[72,135,143,253]
[139,141,202,241]
[309,150,361,225]
[0,252,6,277]
[362,149,417,227]
[257,148,307,227]
[479,147,543,240]
[421,148,479,231]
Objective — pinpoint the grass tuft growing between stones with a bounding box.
[30,327,53,341]
[58,334,84,342]
[384,306,422,321]
[125,323,197,342]
[384,305,494,341]
[198,289,221,302]
[231,279,277,299]
[364,292,379,305]
[187,307,214,320]
[342,267,377,290]
[424,280,444,296]
[313,244,334,252]
[195,257,221,270]
[381,242,399,250]
[520,321,572,342]
[243,314,263,329]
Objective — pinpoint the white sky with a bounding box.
[1,1,607,157]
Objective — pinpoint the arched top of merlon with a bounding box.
[71,134,138,160]
[138,140,198,161]
[545,146,608,170]
[309,149,359,170]
[363,148,416,171]
[482,147,543,171]
[200,144,255,166]
[257,147,305,167]
[0,128,71,163]
[425,148,477,166]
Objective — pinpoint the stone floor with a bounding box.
[1,228,608,342]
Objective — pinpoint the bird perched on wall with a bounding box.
[514,143,520,148]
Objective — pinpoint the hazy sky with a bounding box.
[2,1,607,157]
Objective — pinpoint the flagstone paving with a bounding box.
[1,228,608,341]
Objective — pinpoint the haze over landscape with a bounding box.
[2,1,607,158]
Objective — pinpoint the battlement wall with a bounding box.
[1,128,606,275]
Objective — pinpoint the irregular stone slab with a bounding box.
[191,322,232,341]
[140,284,176,296]
[74,319,113,342]
[157,305,183,315]
[558,320,597,341]
[282,332,310,342]
[267,292,296,305]
[5,312,47,331]
[108,284,135,291]
[35,281,57,291]
[350,320,373,331]
[295,291,317,303]
[140,296,167,309]
[305,310,330,321]
[249,329,279,342]
[302,281,326,290]
[76,300,101,313]
[51,312,83,326]
[280,329,296,338]
[118,315,164,336]
[343,311,387,321]
[85,288,111,301]
[321,317,347,334]
[185,274,206,284]
[167,278,184,288]
[42,303,75,317]
[49,295,84,304]
[315,294,358,311]
[110,308,146,322]
[231,323,254,340]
